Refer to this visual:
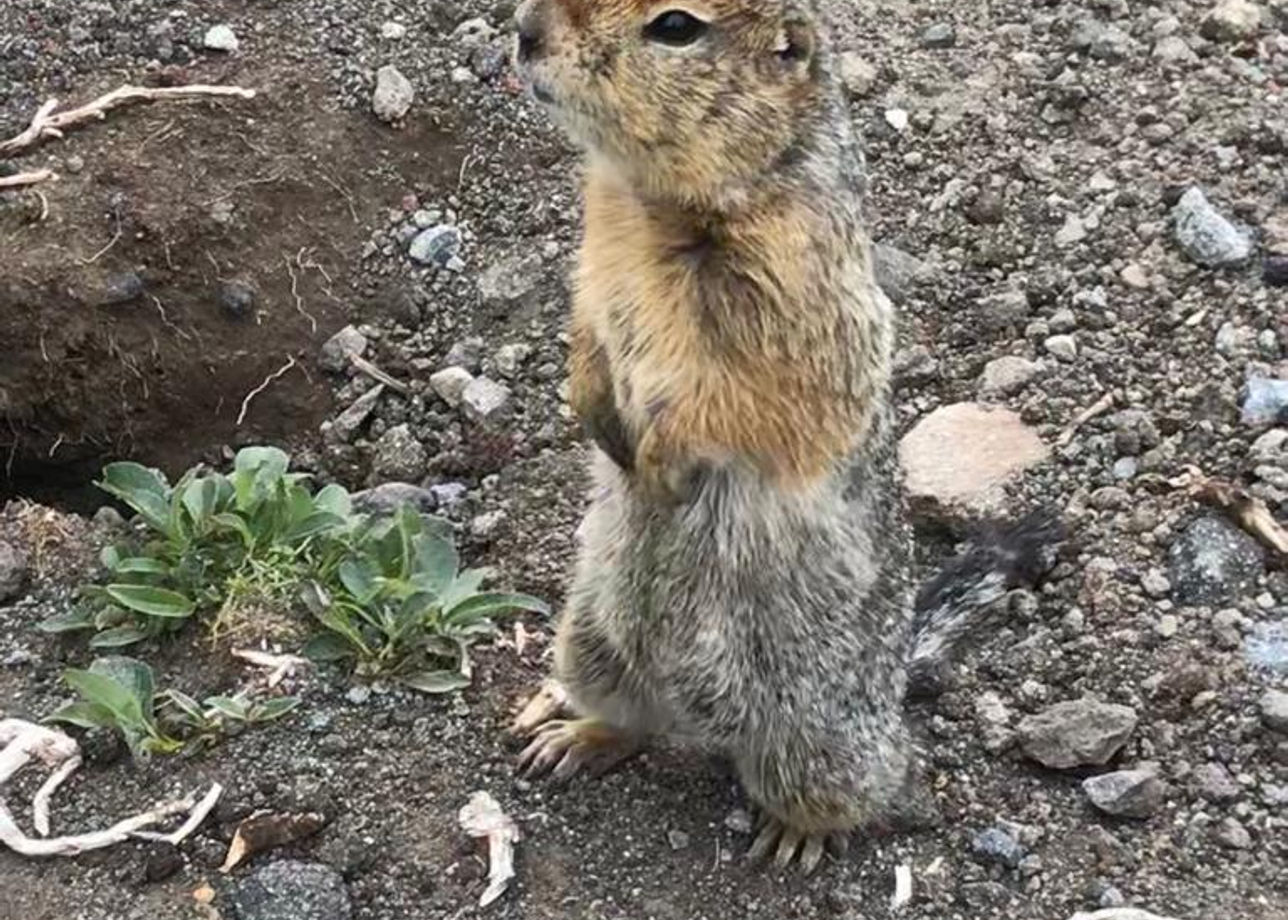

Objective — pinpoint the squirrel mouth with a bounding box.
[531,84,556,105]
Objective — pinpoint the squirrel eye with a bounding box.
[643,10,708,46]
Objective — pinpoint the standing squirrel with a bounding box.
[509,0,1058,872]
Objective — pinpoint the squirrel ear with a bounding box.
[774,8,815,71]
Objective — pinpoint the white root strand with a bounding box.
[232,649,310,688]
[1,794,196,857]
[0,169,56,189]
[890,862,913,910]
[459,792,520,908]
[32,754,82,837]
[1,85,257,158]
[1,718,219,857]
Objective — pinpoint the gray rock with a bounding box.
[373,65,414,123]
[1167,516,1264,605]
[979,356,1041,397]
[471,42,508,79]
[430,482,468,508]
[461,377,511,423]
[1261,689,1288,734]
[380,21,407,40]
[1201,0,1264,41]
[351,482,436,515]
[971,827,1026,868]
[1241,377,1288,426]
[331,385,384,441]
[978,287,1031,328]
[99,272,145,306]
[1213,816,1253,849]
[1044,334,1078,362]
[229,860,351,920]
[1153,36,1198,63]
[216,280,256,319]
[371,424,427,482]
[203,24,239,52]
[1082,769,1165,818]
[494,343,533,379]
[872,244,936,305]
[1194,762,1241,801]
[1069,911,1179,920]
[1140,569,1171,598]
[445,338,485,372]
[429,367,474,408]
[1172,188,1254,267]
[1070,19,1132,59]
[1017,699,1138,769]
[1245,622,1288,673]
[451,17,498,46]
[91,506,126,529]
[724,809,753,834]
[408,225,461,267]
[470,510,505,539]
[921,23,957,48]
[1055,215,1088,247]
[667,829,691,851]
[838,52,878,97]
[478,254,542,307]
[0,541,30,603]
[319,326,367,373]
[893,345,939,387]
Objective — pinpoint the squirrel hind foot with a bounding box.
[516,718,641,784]
[746,818,850,875]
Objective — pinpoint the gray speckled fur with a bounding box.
[561,397,916,828]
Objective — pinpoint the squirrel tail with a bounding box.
[906,510,1064,696]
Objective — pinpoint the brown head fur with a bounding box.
[514,0,833,211]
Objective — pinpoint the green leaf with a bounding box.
[204,696,250,722]
[439,567,491,612]
[162,689,208,724]
[89,626,149,648]
[104,584,195,619]
[444,593,550,627]
[100,544,123,571]
[284,511,347,545]
[301,633,356,662]
[410,530,458,597]
[39,607,96,634]
[111,557,171,576]
[250,697,301,723]
[96,462,171,532]
[181,476,225,526]
[338,558,378,604]
[212,512,255,549]
[234,446,290,479]
[63,668,144,727]
[93,605,129,630]
[46,701,116,730]
[299,581,332,616]
[89,656,156,717]
[401,670,471,694]
[313,483,352,518]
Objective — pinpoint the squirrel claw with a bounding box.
[515,718,638,784]
[746,817,837,875]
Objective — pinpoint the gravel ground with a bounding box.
[2,0,1287,918]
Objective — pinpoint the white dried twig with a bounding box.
[236,356,299,426]
[1173,466,1288,557]
[1055,391,1115,448]
[0,169,56,189]
[349,353,410,395]
[32,755,81,836]
[0,718,218,857]
[459,792,520,908]
[133,783,223,846]
[890,862,913,910]
[232,648,311,688]
[1,84,257,158]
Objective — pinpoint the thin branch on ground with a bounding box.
[1055,391,1115,448]
[349,353,410,394]
[283,255,318,333]
[236,356,299,426]
[79,214,122,265]
[0,169,56,189]
[1172,466,1288,556]
[317,171,359,223]
[0,84,257,159]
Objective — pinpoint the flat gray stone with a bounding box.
[1018,699,1138,769]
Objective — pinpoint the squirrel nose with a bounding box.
[515,2,546,62]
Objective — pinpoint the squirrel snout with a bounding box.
[514,0,547,63]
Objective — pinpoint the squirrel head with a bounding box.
[513,0,836,210]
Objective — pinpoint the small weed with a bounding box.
[41,446,550,694]
[300,505,549,691]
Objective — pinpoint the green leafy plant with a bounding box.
[47,656,183,758]
[300,506,549,691]
[40,447,354,647]
[41,446,551,696]
[46,656,300,759]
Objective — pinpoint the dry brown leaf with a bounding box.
[219,811,326,873]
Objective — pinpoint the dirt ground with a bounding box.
[2,0,1287,918]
